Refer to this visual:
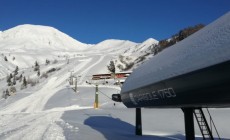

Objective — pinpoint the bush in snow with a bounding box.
[45,59,50,65]
[124,62,134,71]
[4,56,8,61]
[6,74,13,86]
[37,70,40,77]
[135,55,146,63]
[53,59,58,64]
[117,64,124,70]
[47,68,57,73]
[27,77,38,87]
[3,89,10,99]
[41,72,48,79]
[10,86,16,95]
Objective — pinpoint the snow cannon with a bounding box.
[120,61,230,108]
[120,12,230,109]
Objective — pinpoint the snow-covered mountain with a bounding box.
[88,39,137,54]
[0,12,230,140]
[0,24,89,52]
[0,24,159,75]
[123,38,158,55]
[0,25,91,77]
[113,38,159,71]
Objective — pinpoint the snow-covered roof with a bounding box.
[122,12,230,93]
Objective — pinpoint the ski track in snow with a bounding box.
[0,54,115,140]
[78,55,105,84]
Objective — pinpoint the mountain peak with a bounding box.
[143,38,158,44]
[0,24,88,51]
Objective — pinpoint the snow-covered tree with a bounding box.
[5,89,10,98]
[7,74,12,86]
[45,59,50,65]
[21,76,27,89]
[13,76,16,85]
[14,66,19,76]
[34,61,40,71]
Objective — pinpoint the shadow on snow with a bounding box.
[84,116,186,140]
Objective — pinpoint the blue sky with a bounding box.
[0,0,230,44]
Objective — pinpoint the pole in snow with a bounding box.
[94,84,99,109]
[75,78,77,92]
[136,108,142,136]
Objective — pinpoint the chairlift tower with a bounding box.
[94,84,99,109]
[73,75,81,93]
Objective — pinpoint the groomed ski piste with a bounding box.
[1,54,230,140]
[0,12,230,140]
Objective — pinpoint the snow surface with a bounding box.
[122,12,230,93]
[123,38,158,56]
[0,24,88,51]
[88,39,137,54]
[0,13,230,140]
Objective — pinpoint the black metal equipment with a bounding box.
[182,108,195,140]
[193,108,214,140]
[135,108,142,136]
[119,61,230,140]
[121,60,230,108]
[112,94,122,102]
[119,60,230,140]
[118,13,230,139]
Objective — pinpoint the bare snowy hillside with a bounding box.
[89,39,137,54]
[0,25,92,77]
[123,38,158,55]
[0,24,88,51]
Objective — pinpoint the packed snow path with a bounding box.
[0,54,114,140]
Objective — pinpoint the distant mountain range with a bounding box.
[0,24,159,78]
[0,24,158,53]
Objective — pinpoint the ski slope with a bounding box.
[0,13,230,140]
[1,51,230,140]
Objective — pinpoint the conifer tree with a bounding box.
[14,66,19,75]
[107,61,116,73]
[13,76,16,85]
[34,61,40,71]
[19,74,23,82]
[37,70,40,77]
[6,74,13,86]
[5,89,10,97]
[4,56,8,61]
[22,76,27,88]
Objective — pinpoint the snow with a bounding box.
[122,12,230,93]
[89,39,137,54]
[124,38,158,55]
[0,12,230,140]
[1,24,89,51]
